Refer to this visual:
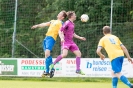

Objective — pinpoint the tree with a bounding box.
[0,0,133,58]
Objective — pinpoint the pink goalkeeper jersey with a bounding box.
[60,20,74,44]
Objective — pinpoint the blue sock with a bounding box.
[112,77,118,88]
[45,58,50,73]
[48,56,52,65]
[48,56,55,70]
[120,75,132,87]
[45,56,52,73]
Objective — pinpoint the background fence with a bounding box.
[0,0,133,58]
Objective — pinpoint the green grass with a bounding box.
[0,77,132,88]
[0,76,111,82]
[0,76,133,82]
[0,80,128,88]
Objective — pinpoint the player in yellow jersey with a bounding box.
[96,26,133,88]
[31,11,67,78]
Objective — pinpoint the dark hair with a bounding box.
[66,11,75,19]
[103,26,111,34]
[61,10,67,19]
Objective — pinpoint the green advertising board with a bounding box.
[0,59,17,75]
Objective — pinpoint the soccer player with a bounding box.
[96,26,133,88]
[49,11,86,75]
[31,11,67,78]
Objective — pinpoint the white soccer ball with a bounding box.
[81,14,89,22]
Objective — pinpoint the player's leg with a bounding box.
[43,36,55,75]
[42,38,48,75]
[55,49,68,64]
[111,56,132,88]
[111,70,118,88]
[73,50,84,75]
[73,50,81,71]
[44,49,51,74]
[50,49,68,70]
[49,49,68,78]
[70,44,85,75]
[49,43,70,69]
[116,72,132,88]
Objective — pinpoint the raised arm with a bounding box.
[31,22,51,29]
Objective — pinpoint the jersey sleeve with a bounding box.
[117,37,123,46]
[60,21,69,32]
[98,38,104,48]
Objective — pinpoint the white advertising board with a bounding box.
[17,58,133,77]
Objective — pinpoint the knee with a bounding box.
[111,71,116,77]
[62,54,67,58]
[76,52,81,57]
[45,52,50,58]
[115,72,122,78]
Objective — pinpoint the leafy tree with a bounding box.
[0,0,133,58]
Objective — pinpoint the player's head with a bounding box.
[67,11,76,21]
[102,26,111,35]
[57,10,67,20]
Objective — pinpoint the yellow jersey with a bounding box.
[98,34,124,61]
[46,20,62,40]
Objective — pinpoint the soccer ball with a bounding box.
[81,14,89,22]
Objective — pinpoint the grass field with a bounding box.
[0,77,132,88]
[0,80,128,88]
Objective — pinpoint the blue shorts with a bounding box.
[111,56,124,73]
[43,36,55,51]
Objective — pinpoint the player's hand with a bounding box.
[100,54,105,60]
[127,58,133,64]
[31,25,38,29]
[80,37,86,41]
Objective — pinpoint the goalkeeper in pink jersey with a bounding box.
[50,11,86,75]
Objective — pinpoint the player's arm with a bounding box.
[73,33,86,41]
[31,22,51,29]
[59,21,69,42]
[96,46,105,60]
[120,45,133,63]
[96,39,105,60]
[117,37,133,63]
[59,30,64,42]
